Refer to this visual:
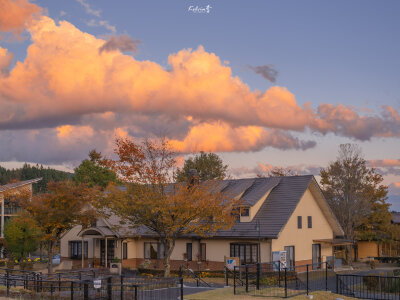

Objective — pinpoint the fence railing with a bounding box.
[233,261,331,298]
[337,274,400,300]
[0,269,184,300]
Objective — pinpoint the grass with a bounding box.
[185,287,358,300]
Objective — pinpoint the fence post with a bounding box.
[306,264,309,295]
[84,281,88,300]
[325,261,328,291]
[233,266,236,294]
[36,273,40,293]
[278,260,281,287]
[284,268,287,298]
[225,267,228,286]
[245,265,249,293]
[107,277,112,300]
[51,282,54,297]
[336,274,338,294]
[120,275,124,300]
[134,285,138,300]
[256,263,260,290]
[180,277,184,300]
[6,270,9,297]
[59,273,61,291]
[70,281,74,300]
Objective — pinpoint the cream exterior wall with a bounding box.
[60,225,96,258]
[271,188,334,262]
[122,237,271,263]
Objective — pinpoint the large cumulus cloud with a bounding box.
[0,0,400,165]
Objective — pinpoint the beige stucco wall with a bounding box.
[271,188,334,262]
[60,225,96,258]
[358,241,378,259]
[124,237,271,263]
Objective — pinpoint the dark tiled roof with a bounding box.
[392,212,400,224]
[0,178,42,193]
[217,175,313,238]
[99,175,343,239]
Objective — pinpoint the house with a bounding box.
[357,211,400,260]
[60,175,345,270]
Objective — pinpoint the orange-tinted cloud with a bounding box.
[0,46,13,75]
[0,0,41,38]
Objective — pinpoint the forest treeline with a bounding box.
[0,163,72,193]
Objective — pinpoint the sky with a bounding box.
[0,0,400,208]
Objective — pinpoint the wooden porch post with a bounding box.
[105,237,108,268]
[81,236,84,269]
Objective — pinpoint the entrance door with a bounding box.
[100,239,115,267]
[312,244,321,269]
[284,246,295,270]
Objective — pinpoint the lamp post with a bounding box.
[255,220,261,263]
[255,220,261,290]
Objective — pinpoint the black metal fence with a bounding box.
[337,274,400,300]
[0,268,184,300]
[233,261,332,298]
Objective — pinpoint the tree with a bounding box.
[21,181,99,273]
[74,150,118,189]
[175,152,228,182]
[102,138,238,277]
[257,166,298,177]
[320,144,390,262]
[4,214,41,262]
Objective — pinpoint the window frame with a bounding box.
[230,243,258,265]
[307,216,312,228]
[200,243,206,262]
[297,216,302,229]
[123,242,128,259]
[69,241,88,259]
[186,243,193,261]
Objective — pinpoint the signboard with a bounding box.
[93,279,101,289]
[272,251,287,271]
[225,257,239,270]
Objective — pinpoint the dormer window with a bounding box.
[240,207,250,217]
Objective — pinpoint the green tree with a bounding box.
[175,152,228,182]
[102,138,238,277]
[320,144,391,262]
[4,214,42,262]
[73,150,118,189]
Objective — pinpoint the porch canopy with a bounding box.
[313,238,353,246]
[78,226,117,238]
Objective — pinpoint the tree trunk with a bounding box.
[47,240,53,274]
[162,238,176,277]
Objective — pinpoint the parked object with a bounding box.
[52,254,60,265]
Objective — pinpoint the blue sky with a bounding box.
[1,0,400,208]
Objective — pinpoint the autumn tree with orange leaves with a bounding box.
[102,137,238,277]
[22,181,99,273]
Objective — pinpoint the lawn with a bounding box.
[185,287,357,300]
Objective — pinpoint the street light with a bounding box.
[255,220,261,263]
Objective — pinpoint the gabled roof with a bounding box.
[90,175,344,239]
[0,178,42,193]
[392,212,400,224]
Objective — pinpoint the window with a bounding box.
[123,243,128,259]
[200,243,206,261]
[144,242,164,259]
[186,243,193,261]
[230,243,258,265]
[308,216,312,228]
[297,216,302,229]
[240,207,250,217]
[69,241,88,259]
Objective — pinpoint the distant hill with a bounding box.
[388,195,400,212]
[0,163,73,193]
